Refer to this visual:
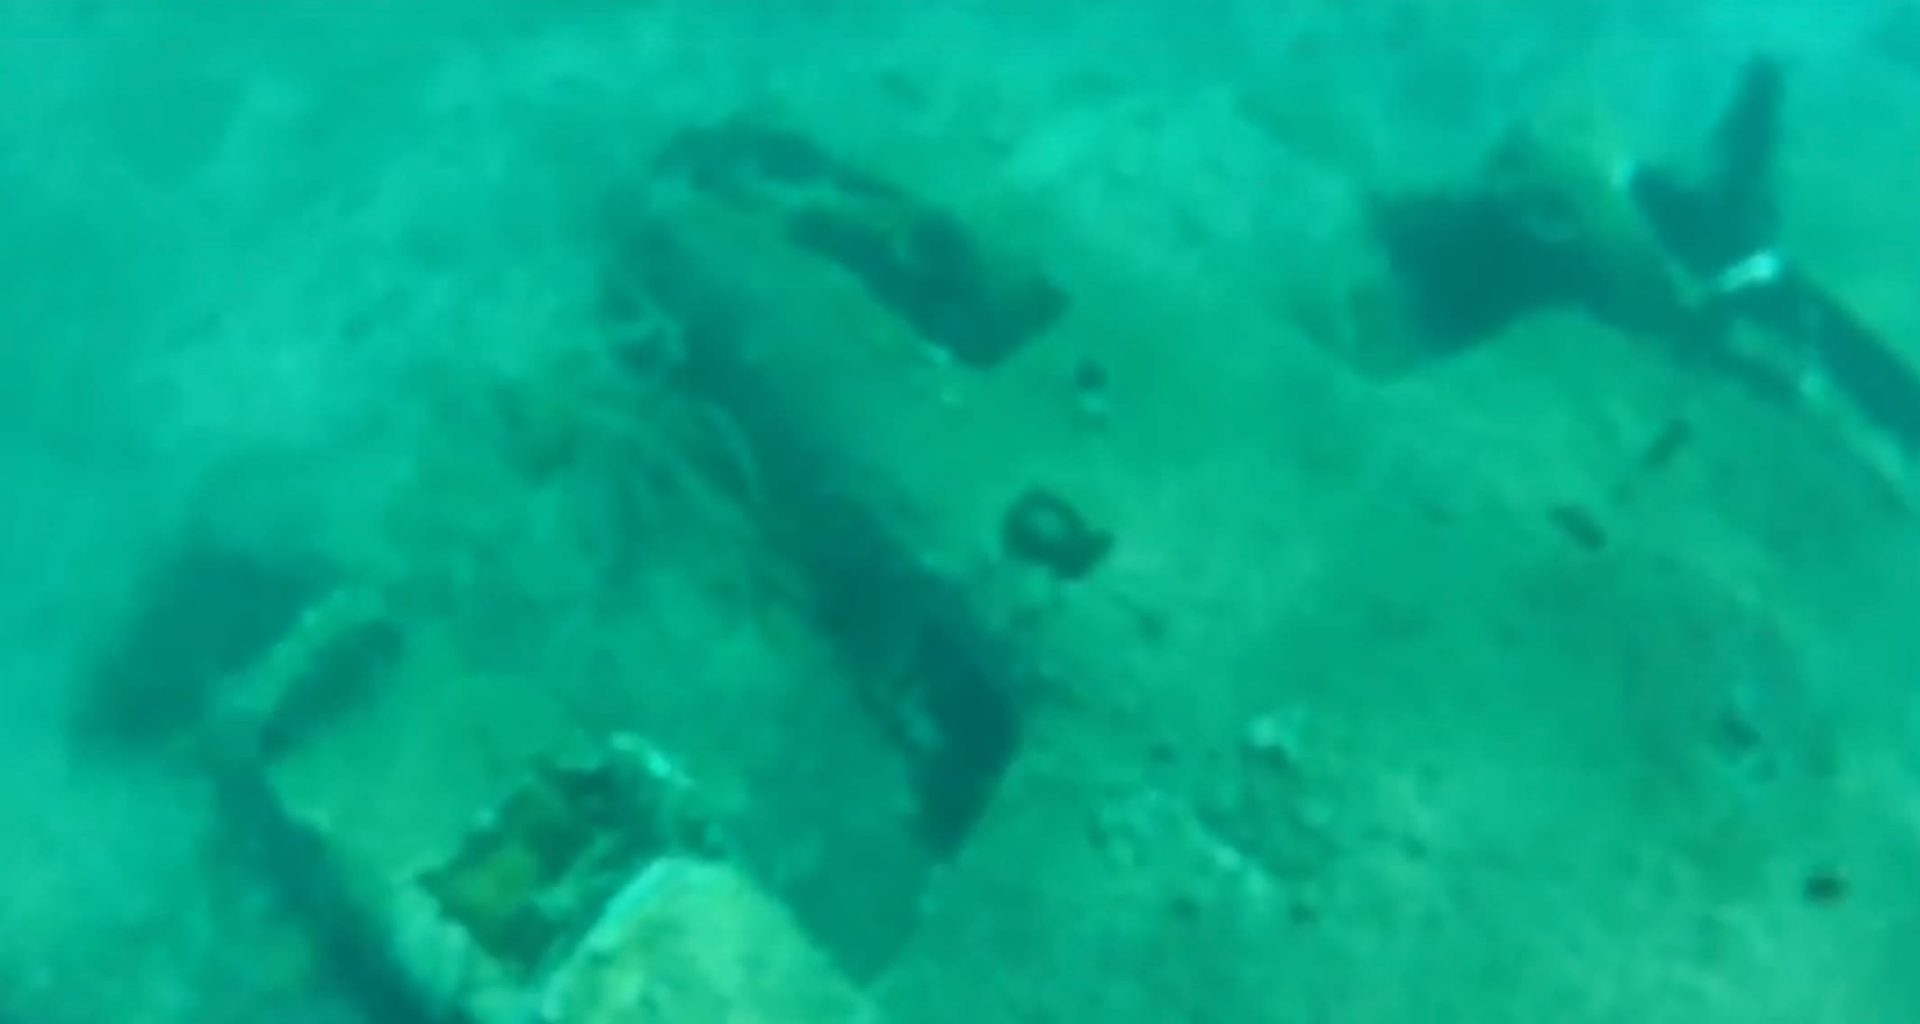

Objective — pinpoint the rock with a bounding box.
[535,858,873,1024]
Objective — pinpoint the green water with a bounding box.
[4,3,1919,1022]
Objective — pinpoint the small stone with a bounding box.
[1802,867,1848,906]
[1001,486,1114,581]
[1243,708,1306,770]
[1071,358,1112,423]
[1169,887,1205,920]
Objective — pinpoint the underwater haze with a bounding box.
[5,1,1920,1022]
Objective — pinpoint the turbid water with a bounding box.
[4,3,1919,1022]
